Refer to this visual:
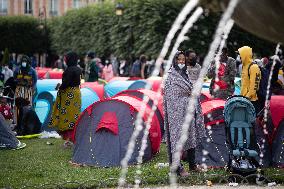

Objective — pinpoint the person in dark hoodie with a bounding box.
[49,51,82,147]
[163,51,205,177]
[14,55,37,105]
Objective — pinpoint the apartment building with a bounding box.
[0,0,103,18]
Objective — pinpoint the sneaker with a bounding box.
[13,142,26,150]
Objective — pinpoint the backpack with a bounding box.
[248,63,271,101]
[130,60,141,77]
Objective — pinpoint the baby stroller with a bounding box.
[224,95,260,176]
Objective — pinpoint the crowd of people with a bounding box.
[0,45,284,175]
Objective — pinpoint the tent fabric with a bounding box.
[36,79,61,100]
[128,80,147,90]
[44,70,63,79]
[112,95,161,153]
[35,88,100,131]
[201,99,225,126]
[115,89,164,118]
[72,99,158,167]
[35,91,57,131]
[196,122,229,168]
[0,114,19,149]
[108,77,130,83]
[96,112,119,135]
[272,120,284,168]
[270,95,284,130]
[114,89,164,136]
[81,82,105,100]
[200,92,211,103]
[104,80,135,97]
[254,119,272,167]
[147,79,162,92]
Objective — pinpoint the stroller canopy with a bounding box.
[224,96,256,126]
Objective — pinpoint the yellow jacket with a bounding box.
[238,46,261,101]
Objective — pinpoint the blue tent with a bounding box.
[35,88,100,131]
[104,81,136,97]
[35,79,61,101]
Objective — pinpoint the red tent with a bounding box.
[71,94,162,167]
[201,99,226,126]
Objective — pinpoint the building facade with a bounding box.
[0,0,103,18]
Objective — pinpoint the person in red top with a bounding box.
[0,97,13,120]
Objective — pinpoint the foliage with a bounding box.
[0,138,283,188]
[50,0,276,60]
[1,48,9,66]
[0,0,276,60]
[0,16,46,54]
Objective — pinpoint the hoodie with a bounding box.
[238,46,261,101]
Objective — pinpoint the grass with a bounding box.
[0,138,283,188]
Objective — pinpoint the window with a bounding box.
[0,0,8,15]
[50,0,58,16]
[24,0,33,14]
[73,0,80,9]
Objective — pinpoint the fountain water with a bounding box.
[118,0,200,186]
[169,0,240,186]
[133,7,204,188]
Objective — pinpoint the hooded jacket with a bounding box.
[238,46,261,101]
[59,52,82,90]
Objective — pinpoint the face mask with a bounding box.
[178,63,185,69]
[22,62,27,68]
[236,55,242,64]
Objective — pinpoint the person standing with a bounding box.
[84,51,99,82]
[238,46,261,114]
[130,55,147,79]
[49,52,82,147]
[164,51,205,177]
[185,50,201,83]
[208,47,236,99]
[14,55,37,106]
[102,60,114,82]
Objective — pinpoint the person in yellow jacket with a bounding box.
[238,46,262,114]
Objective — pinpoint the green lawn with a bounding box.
[0,138,283,188]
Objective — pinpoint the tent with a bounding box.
[81,82,105,100]
[115,89,164,136]
[36,79,62,99]
[44,70,63,79]
[196,99,228,167]
[200,92,211,103]
[35,88,100,131]
[71,94,162,167]
[128,80,147,90]
[108,77,130,83]
[104,80,136,97]
[0,114,19,149]
[196,97,273,168]
[270,96,284,167]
